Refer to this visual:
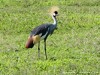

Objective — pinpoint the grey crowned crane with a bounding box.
[25,6,59,59]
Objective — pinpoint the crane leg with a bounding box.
[38,41,40,59]
[44,40,47,60]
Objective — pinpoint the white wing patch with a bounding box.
[39,33,42,36]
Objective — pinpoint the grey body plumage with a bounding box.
[30,23,57,38]
[25,10,58,59]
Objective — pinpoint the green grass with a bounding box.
[0,0,100,75]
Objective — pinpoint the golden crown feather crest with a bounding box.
[48,6,59,15]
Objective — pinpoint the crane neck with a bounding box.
[52,15,57,25]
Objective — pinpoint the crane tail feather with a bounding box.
[25,35,40,48]
[25,36,34,48]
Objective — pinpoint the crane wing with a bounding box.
[30,24,51,37]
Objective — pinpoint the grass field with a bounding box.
[0,0,100,75]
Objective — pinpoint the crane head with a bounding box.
[53,11,58,17]
[49,6,59,16]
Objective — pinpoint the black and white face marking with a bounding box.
[53,11,58,17]
[54,11,58,14]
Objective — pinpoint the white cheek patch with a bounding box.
[53,13,56,16]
